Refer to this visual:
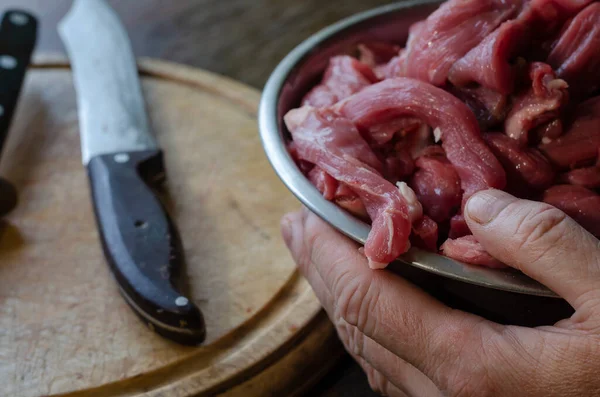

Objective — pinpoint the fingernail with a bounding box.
[280,214,294,248]
[465,189,514,225]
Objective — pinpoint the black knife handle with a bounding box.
[87,149,206,345]
[0,10,37,155]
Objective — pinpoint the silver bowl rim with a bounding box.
[258,0,558,298]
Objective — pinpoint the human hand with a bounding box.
[280,189,600,397]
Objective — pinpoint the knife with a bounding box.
[0,10,37,215]
[58,0,206,345]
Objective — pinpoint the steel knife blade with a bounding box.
[59,0,205,345]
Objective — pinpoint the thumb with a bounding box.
[464,189,600,309]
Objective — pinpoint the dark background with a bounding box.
[0,0,398,395]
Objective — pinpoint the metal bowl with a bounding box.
[258,0,557,298]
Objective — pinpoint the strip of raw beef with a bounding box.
[559,166,600,189]
[484,132,555,194]
[449,85,508,130]
[539,96,600,168]
[543,185,600,237]
[301,56,378,108]
[441,235,507,268]
[410,215,439,252]
[449,214,472,239]
[504,62,569,146]
[402,0,521,85]
[409,147,462,222]
[449,20,528,95]
[284,106,413,268]
[547,3,600,99]
[334,78,506,200]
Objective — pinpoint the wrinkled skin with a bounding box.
[281,189,600,396]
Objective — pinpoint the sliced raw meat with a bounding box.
[504,62,569,146]
[547,3,600,99]
[334,183,368,220]
[449,20,528,95]
[543,185,600,237]
[559,166,600,189]
[366,117,424,146]
[402,0,521,85]
[308,167,337,200]
[284,107,412,267]
[335,78,506,199]
[449,214,472,239]
[411,215,439,252]
[450,85,508,130]
[484,132,555,193]
[409,150,462,222]
[539,96,600,169]
[441,235,507,268]
[358,42,402,67]
[381,145,415,183]
[302,56,378,108]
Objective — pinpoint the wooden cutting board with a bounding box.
[0,57,342,397]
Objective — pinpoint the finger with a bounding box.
[464,189,600,309]
[352,354,410,397]
[283,215,442,396]
[294,209,500,394]
[337,319,442,397]
[281,209,337,318]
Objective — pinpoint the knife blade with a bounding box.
[0,10,37,215]
[58,0,205,345]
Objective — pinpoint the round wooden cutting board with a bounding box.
[0,58,342,397]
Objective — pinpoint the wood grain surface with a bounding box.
[0,59,346,397]
[0,1,394,395]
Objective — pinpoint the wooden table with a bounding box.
[0,0,394,395]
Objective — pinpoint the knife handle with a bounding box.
[87,149,206,345]
[0,10,37,155]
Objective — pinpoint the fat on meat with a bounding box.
[504,62,569,146]
[334,78,506,200]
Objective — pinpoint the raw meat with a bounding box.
[284,0,600,270]
[539,96,600,168]
[302,56,378,108]
[504,62,569,145]
[559,166,600,189]
[441,235,507,268]
[402,0,521,85]
[543,185,600,237]
[335,78,506,199]
[449,214,472,239]
[547,3,600,98]
[484,132,555,193]
[284,107,412,268]
[409,149,462,222]
[411,215,439,252]
[449,20,528,95]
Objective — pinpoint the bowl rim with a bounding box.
[258,0,558,298]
